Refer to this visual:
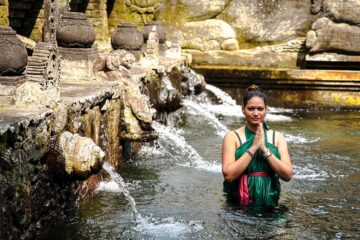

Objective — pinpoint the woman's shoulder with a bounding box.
[266,129,285,146]
[224,127,245,145]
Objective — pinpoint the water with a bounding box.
[101,162,138,217]
[41,89,360,240]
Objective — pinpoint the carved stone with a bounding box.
[125,0,162,24]
[111,23,144,50]
[143,21,167,43]
[0,26,28,76]
[312,0,360,26]
[57,11,96,48]
[306,17,360,54]
[26,42,61,90]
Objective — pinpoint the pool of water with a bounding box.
[41,96,360,239]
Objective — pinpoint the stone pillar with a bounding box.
[85,0,109,41]
[0,0,9,26]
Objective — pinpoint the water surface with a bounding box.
[41,95,360,240]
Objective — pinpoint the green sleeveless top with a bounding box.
[223,125,281,207]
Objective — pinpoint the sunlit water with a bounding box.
[41,90,360,240]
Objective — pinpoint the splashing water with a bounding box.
[205,84,237,106]
[201,84,292,122]
[133,216,203,239]
[102,162,139,217]
[151,121,221,173]
[182,99,228,137]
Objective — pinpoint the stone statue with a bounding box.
[307,1,360,54]
[306,17,360,53]
[126,0,162,24]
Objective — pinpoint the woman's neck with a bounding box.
[246,123,258,133]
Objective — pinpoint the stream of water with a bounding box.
[41,85,360,240]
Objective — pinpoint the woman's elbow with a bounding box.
[281,168,293,182]
[222,170,236,182]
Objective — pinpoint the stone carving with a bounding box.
[165,30,182,59]
[0,26,28,76]
[57,11,96,48]
[94,49,136,80]
[126,0,162,24]
[44,0,60,44]
[111,23,144,50]
[26,42,61,89]
[306,17,360,53]
[58,131,105,179]
[217,0,314,44]
[311,0,360,26]
[143,21,167,43]
[182,19,239,51]
[141,26,160,66]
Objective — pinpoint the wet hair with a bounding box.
[242,84,267,106]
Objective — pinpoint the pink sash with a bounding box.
[238,171,269,206]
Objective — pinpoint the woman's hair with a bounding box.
[242,84,267,106]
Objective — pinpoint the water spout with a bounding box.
[182,99,228,137]
[102,162,139,217]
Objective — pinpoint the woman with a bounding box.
[222,85,292,207]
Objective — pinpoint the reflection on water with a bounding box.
[41,107,360,239]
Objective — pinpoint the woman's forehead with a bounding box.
[246,96,265,106]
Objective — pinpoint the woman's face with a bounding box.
[242,96,267,126]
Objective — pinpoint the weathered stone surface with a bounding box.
[15,82,59,107]
[178,0,230,21]
[317,0,360,26]
[105,49,136,71]
[182,19,238,51]
[111,22,144,50]
[306,17,360,53]
[57,11,96,48]
[59,131,105,178]
[0,26,28,76]
[217,0,315,45]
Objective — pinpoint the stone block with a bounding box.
[9,10,25,18]
[0,17,8,26]
[0,6,8,18]
[9,2,31,9]
[9,18,22,27]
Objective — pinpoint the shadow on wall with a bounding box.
[107,0,116,17]
[70,0,89,13]
[9,0,43,39]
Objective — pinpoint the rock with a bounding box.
[321,0,360,26]
[51,102,68,135]
[306,17,360,53]
[15,82,59,107]
[106,50,136,71]
[58,131,105,179]
[157,0,230,22]
[182,19,239,51]
[217,0,314,44]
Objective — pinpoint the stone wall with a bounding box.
[0,0,9,26]
[0,83,127,239]
[8,0,45,41]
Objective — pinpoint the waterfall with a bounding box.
[102,162,139,217]
[151,121,221,173]
[201,84,292,121]
[182,99,228,137]
[205,84,237,106]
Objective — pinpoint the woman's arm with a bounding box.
[222,131,257,182]
[263,132,293,181]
